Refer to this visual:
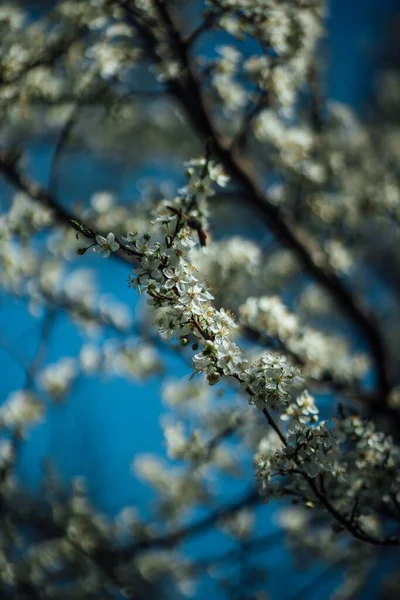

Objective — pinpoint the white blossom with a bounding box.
[94,232,120,257]
[0,391,44,432]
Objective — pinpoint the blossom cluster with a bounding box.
[99,155,400,547]
[208,1,325,117]
[240,295,369,383]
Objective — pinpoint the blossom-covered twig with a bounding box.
[133,0,392,407]
[86,154,400,547]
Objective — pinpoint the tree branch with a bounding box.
[147,0,392,407]
[112,487,260,562]
[0,151,138,265]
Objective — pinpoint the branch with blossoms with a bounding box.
[0,0,393,416]
[2,113,398,552]
[78,153,400,547]
[0,310,57,486]
[2,149,396,423]
[0,150,141,266]
[114,0,392,410]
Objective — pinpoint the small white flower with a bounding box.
[94,232,120,258]
[208,163,229,187]
[122,231,137,243]
[91,192,114,213]
[0,391,44,432]
[38,358,77,401]
[164,422,187,459]
[80,344,101,374]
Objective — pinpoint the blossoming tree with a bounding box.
[1,0,400,598]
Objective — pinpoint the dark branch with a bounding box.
[144,0,392,409]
